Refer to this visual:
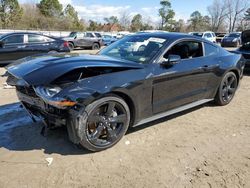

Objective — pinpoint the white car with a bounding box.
[189,31,217,43]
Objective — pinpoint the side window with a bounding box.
[164,41,203,60]
[204,43,218,56]
[95,33,102,38]
[28,35,46,43]
[76,33,84,38]
[86,33,94,38]
[204,33,212,38]
[3,35,24,44]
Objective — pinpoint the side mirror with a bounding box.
[161,55,181,66]
[0,41,4,48]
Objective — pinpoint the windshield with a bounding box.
[99,35,168,64]
[95,33,102,38]
[69,32,77,37]
[191,33,203,37]
[227,33,241,38]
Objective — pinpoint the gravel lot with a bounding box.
[0,48,250,188]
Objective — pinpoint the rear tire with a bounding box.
[77,95,130,152]
[68,42,75,51]
[215,72,238,106]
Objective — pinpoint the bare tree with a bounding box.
[207,0,228,32]
[119,11,131,30]
[225,0,249,32]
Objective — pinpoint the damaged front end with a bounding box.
[6,72,85,143]
[7,73,75,126]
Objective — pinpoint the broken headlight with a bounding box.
[35,86,62,98]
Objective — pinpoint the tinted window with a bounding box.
[165,41,203,59]
[86,33,94,38]
[95,33,102,37]
[76,33,84,38]
[3,35,24,44]
[228,33,241,37]
[28,35,46,43]
[205,43,218,56]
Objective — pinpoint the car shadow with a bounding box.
[0,102,212,155]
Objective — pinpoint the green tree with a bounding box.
[158,0,175,30]
[64,4,83,30]
[104,16,119,24]
[38,0,63,17]
[130,14,143,32]
[87,20,99,31]
[189,11,203,31]
[0,0,23,28]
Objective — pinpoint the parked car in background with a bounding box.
[232,30,250,71]
[215,32,227,43]
[102,34,117,45]
[221,32,241,47]
[0,32,70,66]
[62,32,103,50]
[6,32,245,151]
[189,31,217,43]
[86,32,102,40]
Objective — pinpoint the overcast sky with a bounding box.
[19,0,214,23]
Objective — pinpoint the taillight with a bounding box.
[63,41,69,47]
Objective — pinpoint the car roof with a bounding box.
[0,32,58,40]
[131,32,206,41]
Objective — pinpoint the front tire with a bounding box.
[92,43,100,50]
[77,95,130,152]
[215,72,238,106]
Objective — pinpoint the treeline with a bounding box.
[0,0,249,32]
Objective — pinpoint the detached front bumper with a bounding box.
[17,90,67,126]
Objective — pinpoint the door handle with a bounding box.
[202,64,219,70]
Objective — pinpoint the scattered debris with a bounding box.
[125,140,130,145]
[45,157,53,166]
[3,83,14,89]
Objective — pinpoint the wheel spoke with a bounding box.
[228,77,235,86]
[109,114,127,124]
[224,90,229,100]
[228,87,236,94]
[106,102,116,116]
[90,125,104,142]
[106,126,118,142]
[88,115,103,123]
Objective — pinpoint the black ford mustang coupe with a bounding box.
[6,32,245,151]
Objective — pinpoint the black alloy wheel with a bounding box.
[215,72,238,106]
[78,96,130,151]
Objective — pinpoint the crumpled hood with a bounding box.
[242,30,250,44]
[7,53,143,86]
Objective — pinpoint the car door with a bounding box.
[24,34,52,56]
[0,34,25,64]
[152,40,213,114]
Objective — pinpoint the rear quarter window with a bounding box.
[204,43,218,56]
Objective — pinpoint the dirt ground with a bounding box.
[0,49,250,188]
